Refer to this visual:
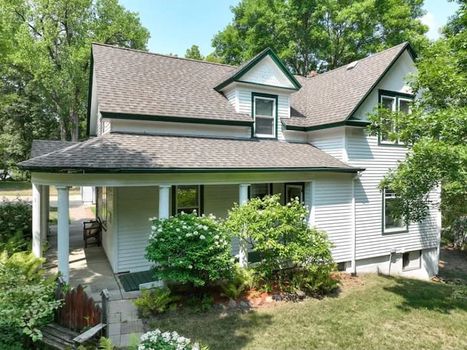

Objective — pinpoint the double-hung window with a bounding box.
[379,92,412,144]
[174,185,202,215]
[250,183,271,199]
[253,95,276,138]
[383,189,407,233]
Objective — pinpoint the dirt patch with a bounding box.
[438,247,467,283]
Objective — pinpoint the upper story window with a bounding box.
[253,94,277,138]
[379,91,413,144]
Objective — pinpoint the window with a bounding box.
[402,250,421,271]
[253,95,276,138]
[379,92,412,144]
[174,185,202,215]
[285,183,304,203]
[250,183,271,199]
[383,189,407,233]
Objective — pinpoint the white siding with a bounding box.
[241,55,295,89]
[116,186,158,273]
[308,128,346,161]
[224,88,238,112]
[346,128,439,260]
[312,176,353,262]
[110,119,251,139]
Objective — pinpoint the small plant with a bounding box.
[134,287,179,317]
[221,264,254,300]
[185,294,214,312]
[99,337,115,350]
[138,329,206,350]
[146,212,233,287]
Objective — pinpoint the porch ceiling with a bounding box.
[20,133,363,174]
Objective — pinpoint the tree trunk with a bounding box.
[70,109,79,142]
[59,118,67,141]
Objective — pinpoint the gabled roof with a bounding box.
[30,140,77,158]
[284,42,415,130]
[19,133,362,173]
[214,48,302,91]
[91,43,252,124]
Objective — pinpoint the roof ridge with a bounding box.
[91,42,236,68]
[299,42,408,80]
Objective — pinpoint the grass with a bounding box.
[0,181,80,197]
[147,259,467,349]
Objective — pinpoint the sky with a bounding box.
[119,0,460,57]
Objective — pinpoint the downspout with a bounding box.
[351,172,361,276]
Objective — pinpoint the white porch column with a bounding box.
[159,185,171,219]
[238,184,250,267]
[57,186,70,282]
[40,185,49,244]
[32,183,42,258]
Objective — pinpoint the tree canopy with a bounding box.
[0,0,149,173]
[211,0,428,75]
[185,44,204,60]
[369,1,466,225]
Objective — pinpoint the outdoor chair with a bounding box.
[83,216,103,248]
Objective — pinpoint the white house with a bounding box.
[20,42,440,283]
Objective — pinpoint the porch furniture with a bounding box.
[83,216,103,248]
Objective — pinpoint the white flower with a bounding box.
[199,235,205,240]
[188,265,193,269]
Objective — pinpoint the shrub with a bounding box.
[0,199,32,251]
[134,287,179,317]
[220,264,254,300]
[138,329,206,350]
[224,195,337,294]
[0,250,61,348]
[146,212,233,287]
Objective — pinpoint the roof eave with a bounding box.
[283,120,371,132]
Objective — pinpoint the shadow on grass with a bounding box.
[383,276,467,314]
[147,307,273,350]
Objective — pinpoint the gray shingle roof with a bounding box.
[92,44,251,123]
[285,43,411,128]
[30,140,77,158]
[19,133,361,173]
[92,42,411,129]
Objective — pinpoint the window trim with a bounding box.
[172,185,204,216]
[377,89,414,146]
[382,189,408,234]
[402,250,422,271]
[251,92,278,139]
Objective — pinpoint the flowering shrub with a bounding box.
[224,194,337,293]
[138,329,204,350]
[145,212,233,286]
[0,199,32,251]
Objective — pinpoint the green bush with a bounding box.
[443,215,467,250]
[146,213,233,287]
[0,199,32,251]
[224,195,337,294]
[221,264,254,300]
[134,287,179,317]
[0,250,61,348]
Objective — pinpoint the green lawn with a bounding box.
[0,181,80,197]
[147,253,467,350]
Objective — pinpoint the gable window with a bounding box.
[253,94,277,138]
[379,91,412,144]
[383,189,408,233]
[173,185,203,215]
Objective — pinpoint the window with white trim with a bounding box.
[175,185,201,215]
[250,183,271,199]
[379,93,412,144]
[253,96,276,138]
[383,189,407,233]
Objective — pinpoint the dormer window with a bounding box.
[253,93,277,138]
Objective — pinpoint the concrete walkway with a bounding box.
[45,202,144,348]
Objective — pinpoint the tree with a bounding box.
[0,0,150,142]
[368,1,466,226]
[185,44,204,60]
[212,0,428,75]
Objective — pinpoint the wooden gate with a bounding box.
[55,284,102,332]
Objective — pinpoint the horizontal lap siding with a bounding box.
[346,128,439,260]
[313,178,353,262]
[116,187,158,273]
[308,128,345,161]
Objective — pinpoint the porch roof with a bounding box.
[19,133,363,173]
